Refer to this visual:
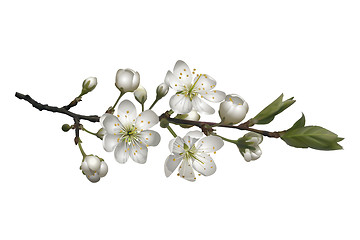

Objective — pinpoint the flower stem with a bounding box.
[111,91,125,111]
[78,139,86,157]
[212,133,237,144]
[166,125,177,137]
[149,98,159,110]
[81,127,97,137]
[141,103,145,112]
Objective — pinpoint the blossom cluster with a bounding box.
[92,60,260,183]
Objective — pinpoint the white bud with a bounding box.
[242,146,262,162]
[134,85,147,104]
[115,68,140,93]
[82,77,97,93]
[219,94,249,125]
[98,161,108,178]
[86,172,101,183]
[84,155,101,172]
[156,83,169,99]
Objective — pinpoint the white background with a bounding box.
[1,0,359,239]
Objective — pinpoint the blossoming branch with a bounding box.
[15,60,344,183]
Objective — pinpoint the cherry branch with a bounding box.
[159,110,284,138]
[15,92,100,122]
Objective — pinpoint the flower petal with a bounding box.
[103,134,121,152]
[192,153,216,176]
[114,141,129,164]
[168,138,176,152]
[173,60,193,87]
[184,130,203,139]
[178,159,196,182]
[165,71,187,91]
[117,100,137,127]
[164,154,183,177]
[129,142,148,164]
[194,74,216,92]
[170,136,185,154]
[135,110,159,131]
[192,96,215,114]
[201,90,226,103]
[139,130,161,147]
[169,94,193,114]
[101,114,123,134]
[183,130,202,149]
[196,136,224,153]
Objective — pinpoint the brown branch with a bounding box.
[159,111,284,138]
[15,92,100,122]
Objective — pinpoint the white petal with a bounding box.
[98,161,108,177]
[169,94,193,114]
[173,60,192,87]
[165,71,187,91]
[184,130,203,139]
[80,161,93,176]
[100,113,112,125]
[192,96,215,114]
[117,100,137,127]
[114,141,129,164]
[103,134,121,152]
[85,156,101,172]
[168,138,176,152]
[196,136,224,153]
[129,142,148,164]
[164,154,183,177]
[139,130,161,147]
[192,153,216,176]
[178,159,196,182]
[135,110,159,131]
[170,137,185,154]
[86,172,101,183]
[194,74,216,92]
[201,90,226,103]
[101,114,122,134]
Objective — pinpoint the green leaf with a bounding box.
[289,113,306,130]
[250,94,296,125]
[280,126,343,150]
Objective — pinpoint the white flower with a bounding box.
[100,100,160,164]
[134,85,147,104]
[115,68,140,93]
[165,60,226,115]
[238,132,263,162]
[80,155,108,183]
[164,131,224,182]
[219,94,249,125]
[82,77,97,94]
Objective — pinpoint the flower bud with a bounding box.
[134,85,147,104]
[156,83,169,99]
[236,132,263,162]
[219,94,249,125]
[242,146,262,162]
[82,77,97,94]
[61,124,71,132]
[115,68,140,93]
[175,110,200,128]
[84,155,101,172]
